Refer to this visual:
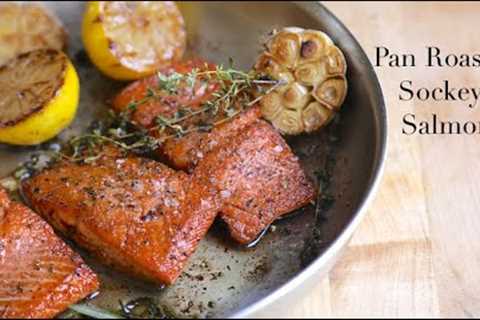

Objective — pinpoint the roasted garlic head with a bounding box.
[254,27,348,135]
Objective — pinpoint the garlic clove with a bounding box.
[302,101,334,133]
[255,53,283,77]
[260,91,283,120]
[299,30,333,62]
[271,109,304,135]
[267,31,301,69]
[294,61,327,86]
[313,75,347,111]
[282,82,310,111]
[325,45,347,75]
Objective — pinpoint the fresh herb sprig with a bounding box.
[60,62,284,163]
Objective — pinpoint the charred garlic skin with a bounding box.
[255,28,348,135]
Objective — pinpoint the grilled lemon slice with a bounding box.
[0,49,79,145]
[0,3,67,66]
[255,27,348,135]
[82,1,186,81]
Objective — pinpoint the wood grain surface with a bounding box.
[279,2,480,317]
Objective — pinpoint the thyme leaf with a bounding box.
[157,72,183,94]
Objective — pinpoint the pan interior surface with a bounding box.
[0,2,386,318]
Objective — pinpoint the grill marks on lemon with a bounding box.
[0,50,64,127]
[0,3,67,66]
[82,1,186,80]
[0,49,79,145]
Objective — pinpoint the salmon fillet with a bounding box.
[22,120,314,283]
[111,59,261,171]
[111,59,219,132]
[160,106,261,170]
[112,61,315,244]
[0,189,99,319]
[22,148,222,285]
[208,120,315,244]
[21,140,288,283]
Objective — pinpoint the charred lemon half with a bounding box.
[82,1,186,81]
[0,49,79,145]
[255,27,348,135]
[0,3,67,66]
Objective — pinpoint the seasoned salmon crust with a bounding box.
[112,60,316,244]
[22,148,222,285]
[0,189,99,319]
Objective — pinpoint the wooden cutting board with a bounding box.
[275,2,480,317]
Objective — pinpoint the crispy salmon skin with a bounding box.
[0,189,99,319]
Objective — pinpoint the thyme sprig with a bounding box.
[60,62,284,163]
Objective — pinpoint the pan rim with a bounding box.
[230,2,388,318]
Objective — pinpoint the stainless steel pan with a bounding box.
[0,2,386,318]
